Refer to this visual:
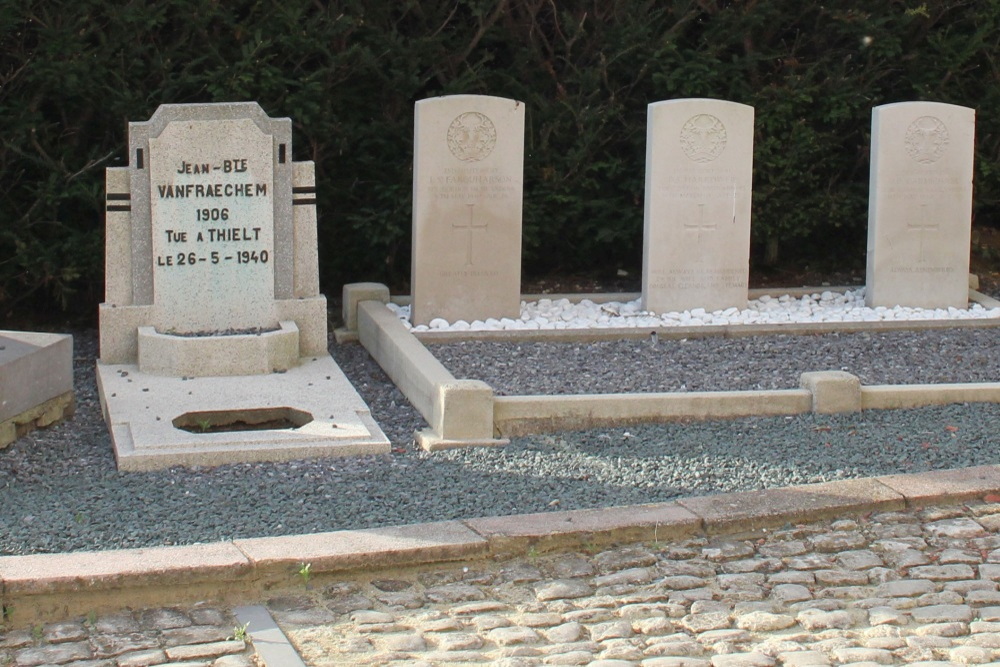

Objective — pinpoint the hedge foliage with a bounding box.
[2,0,1000,321]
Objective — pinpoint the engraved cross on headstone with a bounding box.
[908,203,939,263]
[453,203,488,266]
[684,203,717,241]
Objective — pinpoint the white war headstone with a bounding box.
[410,95,524,326]
[97,102,388,470]
[642,99,754,314]
[866,101,975,308]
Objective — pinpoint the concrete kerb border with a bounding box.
[4,465,1000,628]
[338,283,1000,443]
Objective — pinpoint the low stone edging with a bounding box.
[341,284,1000,446]
[3,464,1000,629]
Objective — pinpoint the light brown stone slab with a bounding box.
[464,503,701,555]
[0,542,250,596]
[493,390,811,437]
[677,478,905,535]
[862,383,1000,410]
[877,465,1000,507]
[233,520,487,575]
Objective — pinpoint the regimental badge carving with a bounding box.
[905,116,949,164]
[447,112,497,162]
[680,114,727,163]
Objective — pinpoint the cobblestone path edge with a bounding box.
[3,464,1000,629]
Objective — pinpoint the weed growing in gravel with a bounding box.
[85,610,97,627]
[231,621,250,642]
[197,418,212,432]
[30,624,42,643]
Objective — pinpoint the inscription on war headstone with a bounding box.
[642,99,754,314]
[410,95,524,326]
[866,102,975,309]
[150,119,276,332]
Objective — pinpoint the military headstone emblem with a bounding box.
[905,115,949,164]
[447,112,497,162]
[680,114,727,163]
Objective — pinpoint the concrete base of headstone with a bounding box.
[137,322,300,377]
[799,370,862,414]
[0,331,74,447]
[98,297,329,367]
[96,354,389,471]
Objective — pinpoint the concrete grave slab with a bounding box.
[410,95,525,326]
[0,330,74,447]
[98,102,387,468]
[96,356,386,471]
[642,98,754,314]
[866,101,975,308]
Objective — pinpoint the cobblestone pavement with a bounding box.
[0,604,258,667]
[6,501,1000,666]
[266,502,1000,666]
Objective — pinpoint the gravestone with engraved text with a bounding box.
[866,101,975,308]
[642,98,754,314]
[97,102,388,470]
[410,95,525,326]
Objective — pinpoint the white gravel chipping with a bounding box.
[389,288,1000,332]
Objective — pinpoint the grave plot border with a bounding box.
[339,281,1000,449]
[5,466,1000,628]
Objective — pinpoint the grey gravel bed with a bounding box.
[0,327,998,556]
[431,328,1000,395]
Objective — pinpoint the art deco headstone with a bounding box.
[642,99,754,314]
[410,95,525,326]
[98,102,387,470]
[866,101,975,308]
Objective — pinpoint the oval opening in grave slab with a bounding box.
[172,407,313,433]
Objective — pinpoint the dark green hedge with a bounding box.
[2,0,999,321]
